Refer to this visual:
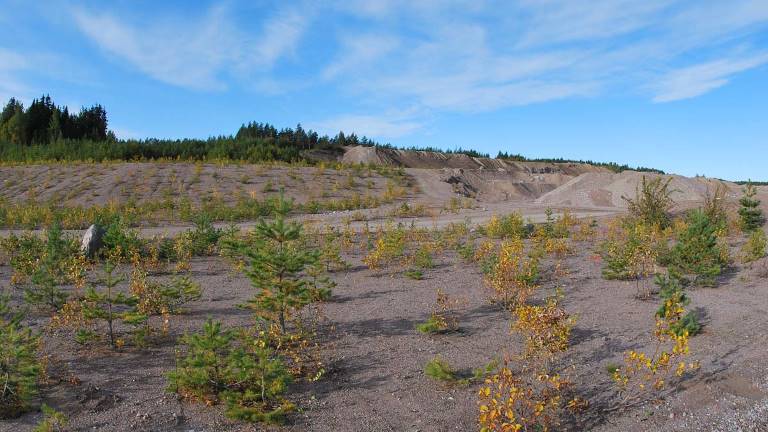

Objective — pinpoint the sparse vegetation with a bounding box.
[0,296,40,419]
[167,319,293,424]
[738,182,765,232]
[622,176,676,228]
[668,209,728,286]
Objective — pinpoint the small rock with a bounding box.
[81,224,105,257]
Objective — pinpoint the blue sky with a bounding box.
[2,0,767,180]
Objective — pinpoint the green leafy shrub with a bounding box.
[15,222,83,311]
[167,319,293,424]
[456,242,475,262]
[0,296,40,418]
[100,216,142,258]
[413,245,434,269]
[416,315,442,333]
[601,221,665,286]
[485,213,527,239]
[184,214,223,256]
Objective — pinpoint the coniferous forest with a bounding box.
[0,95,661,173]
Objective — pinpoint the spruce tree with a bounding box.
[739,182,765,232]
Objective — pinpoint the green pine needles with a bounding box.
[233,195,325,333]
[167,319,293,424]
[669,209,728,286]
[0,296,41,419]
[22,222,76,311]
[80,262,147,349]
[655,273,701,337]
[739,182,765,232]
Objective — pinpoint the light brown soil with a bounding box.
[2,227,768,431]
[0,162,399,208]
[2,159,768,431]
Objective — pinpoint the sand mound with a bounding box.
[536,171,739,208]
[342,146,606,174]
[343,146,611,203]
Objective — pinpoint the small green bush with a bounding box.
[416,315,442,333]
[0,296,40,419]
[622,176,676,228]
[33,404,67,432]
[404,269,424,280]
[167,319,293,424]
[413,245,434,269]
[669,209,728,286]
[424,356,461,383]
[100,216,142,257]
[486,213,527,239]
[741,229,767,263]
[655,274,701,337]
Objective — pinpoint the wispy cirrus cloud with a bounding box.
[652,54,768,102]
[0,48,28,102]
[320,0,768,126]
[72,4,309,91]
[308,110,423,138]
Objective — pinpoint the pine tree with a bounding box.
[655,273,700,336]
[167,319,293,423]
[0,296,40,419]
[738,182,765,232]
[670,209,727,286]
[237,195,322,333]
[80,262,146,349]
[23,222,70,311]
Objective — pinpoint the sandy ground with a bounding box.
[2,229,768,431]
[2,160,768,431]
[0,162,399,208]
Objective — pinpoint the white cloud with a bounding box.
[0,48,31,103]
[253,9,308,67]
[322,33,399,79]
[309,112,422,138]
[653,54,768,102]
[516,0,675,47]
[72,5,309,90]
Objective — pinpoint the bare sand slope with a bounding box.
[536,171,740,208]
[343,145,608,174]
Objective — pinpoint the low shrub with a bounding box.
[424,356,463,384]
[622,176,676,228]
[668,209,728,286]
[485,213,527,239]
[0,296,40,419]
[167,319,293,424]
[741,229,767,263]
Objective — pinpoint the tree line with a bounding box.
[0,95,665,174]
